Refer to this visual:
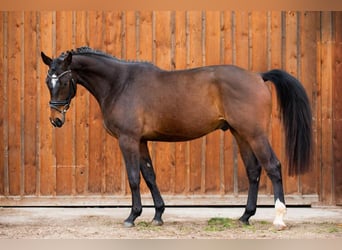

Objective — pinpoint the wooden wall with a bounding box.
[0,11,341,206]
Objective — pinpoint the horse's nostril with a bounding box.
[54,118,63,127]
[50,117,63,128]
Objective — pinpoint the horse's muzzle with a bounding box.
[50,117,64,128]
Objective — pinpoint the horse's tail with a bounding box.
[261,69,313,176]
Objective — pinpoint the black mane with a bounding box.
[59,46,155,67]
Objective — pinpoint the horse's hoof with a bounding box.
[151,219,163,226]
[238,218,250,226]
[273,223,287,231]
[123,221,135,228]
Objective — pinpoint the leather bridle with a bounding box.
[47,70,76,126]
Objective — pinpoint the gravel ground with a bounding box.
[0,207,341,239]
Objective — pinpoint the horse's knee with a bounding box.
[246,165,261,183]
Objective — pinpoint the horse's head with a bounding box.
[41,51,77,128]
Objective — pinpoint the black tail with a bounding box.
[261,69,313,176]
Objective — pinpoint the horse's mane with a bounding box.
[59,46,155,67]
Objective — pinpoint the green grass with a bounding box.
[204,218,275,232]
[205,217,237,232]
[136,221,162,231]
[327,225,340,233]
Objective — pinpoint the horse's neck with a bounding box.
[72,55,117,106]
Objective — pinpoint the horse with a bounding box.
[41,47,312,230]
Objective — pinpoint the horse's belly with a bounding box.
[143,117,229,142]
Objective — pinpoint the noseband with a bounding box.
[47,70,76,119]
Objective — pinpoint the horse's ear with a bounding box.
[41,51,52,66]
[63,52,72,67]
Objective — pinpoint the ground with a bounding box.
[0,206,341,239]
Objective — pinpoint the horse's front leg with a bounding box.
[119,135,142,227]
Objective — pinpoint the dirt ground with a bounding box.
[0,207,341,239]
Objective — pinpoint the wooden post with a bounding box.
[319,11,334,205]
[333,12,342,205]
[0,12,5,195]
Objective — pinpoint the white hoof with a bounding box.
[273,199,287,230]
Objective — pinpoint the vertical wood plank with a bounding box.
[138,10,153,63]
[104,11,124,194]
[74,11,89,194]
[173,11,188,194]
[333,11,342,205]
[55,11,74,195]
[319,11,334,204]
[87,11,105,194]
[283,11,300,194]
[154,11,173,194]
[0,12,7,195]
[188,11,203,193]
[222,11,235,194]
[23,11,38,195]
[250,11,268,72]
[7,11,23,195]
[315,26,323,205]
[125,11,137,61]
[204,11,221,193]
[299,11,319,195]
[39,11,56,195]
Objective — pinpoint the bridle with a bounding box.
[47,70,76,112]
[47,70,76,122]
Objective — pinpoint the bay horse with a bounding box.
[41,47,312,230]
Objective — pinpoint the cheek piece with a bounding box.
[47,70,76,127]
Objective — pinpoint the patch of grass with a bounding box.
[137,221,150,228]
[327,226,340,233]
[136,221,162,231]
[205,217,236,232]
[307,222,341,234]
[259,220,270,225]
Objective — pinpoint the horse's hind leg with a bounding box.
[232,132,262,225]
[248,135,287,230]
[139,141,165,226]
